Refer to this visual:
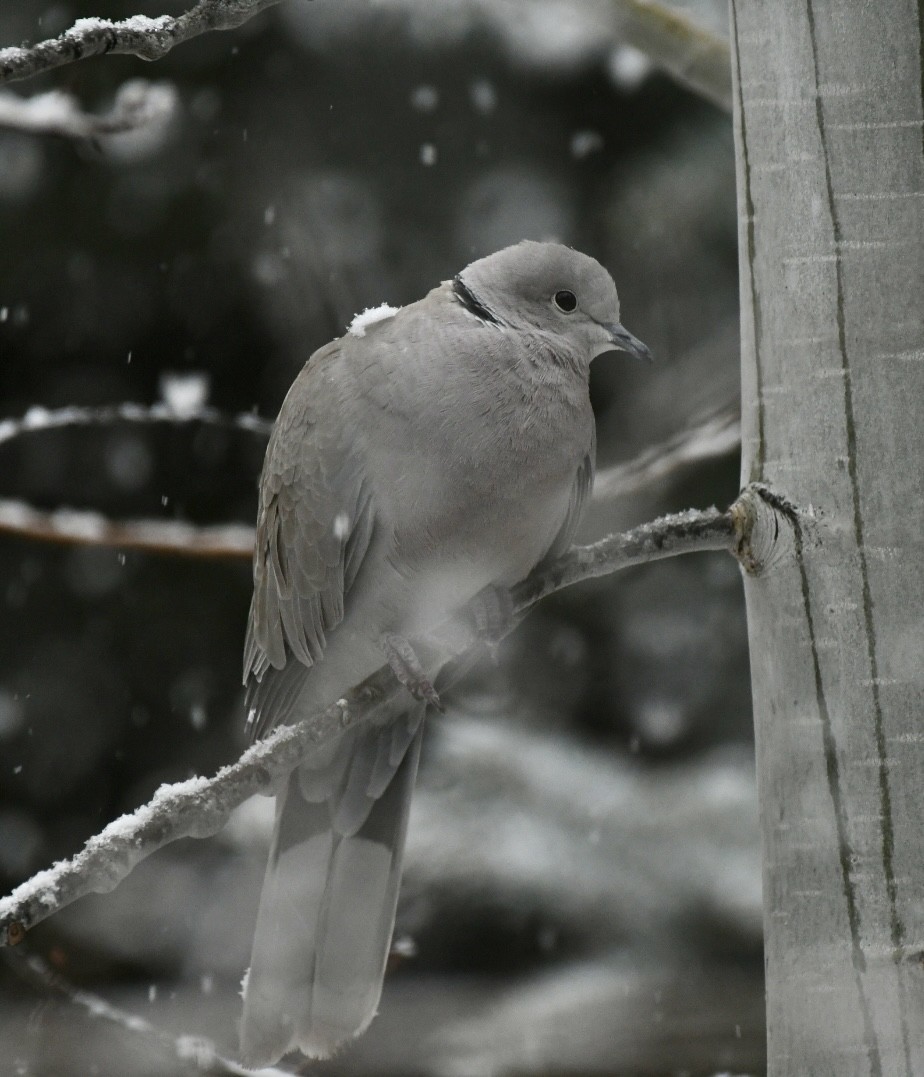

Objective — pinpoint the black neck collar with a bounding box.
[452,275,501,325]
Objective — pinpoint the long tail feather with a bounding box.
[240,715,424,1066]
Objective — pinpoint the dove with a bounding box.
[239,240,649,1065]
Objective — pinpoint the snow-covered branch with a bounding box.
[0,400,272,450]
[0,499,256,558]
[0,400,271,556]
[0,0,286,85]
[0,0,730,114]
[0,498,748,946]
[0,79,178,140]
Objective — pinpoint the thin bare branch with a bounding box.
[0,499,745,945]
[592,405,740,502]
[3,950,289,1076]
[0,79,178,139]
[0,499,256,558]
[0,0,286,85]
[611,0,731,112]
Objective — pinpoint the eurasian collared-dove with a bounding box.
[239,240,649,1065]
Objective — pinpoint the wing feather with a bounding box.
[244,342,376,741]
[542,427,596,563]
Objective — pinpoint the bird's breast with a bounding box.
[370,391,591,633]
[341,310,594,633]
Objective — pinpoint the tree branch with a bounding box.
[592,405,740,502]
[0,0,730,114]
[0,402,271,557]
[0,403,739,558]
[3,950,289,1076]
[0,499,257,558]
[0,0,287,85]
[0,498,749,946]
[0,401,273,450]
[611,0,731,112]
[0,79,178,139]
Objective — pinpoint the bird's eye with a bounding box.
[554,290,577,313]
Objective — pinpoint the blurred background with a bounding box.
[0,1,760,1074]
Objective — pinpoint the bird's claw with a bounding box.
[469,583,515,646]
[381,633,444,712]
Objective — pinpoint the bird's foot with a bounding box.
[469,584,515,662]
[381,633,444,712]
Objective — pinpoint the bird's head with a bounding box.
[453,240,650,366]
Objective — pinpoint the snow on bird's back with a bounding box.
[348,303,398,338]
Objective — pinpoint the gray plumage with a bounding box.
[239,240,648,1066]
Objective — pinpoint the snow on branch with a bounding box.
[0,1,729,113]
[0,79,178,140]
[0,399,272,450]
[0,0,287,85]
[0,499,747,946]
[0,400,272,557]
[0,498,256,558]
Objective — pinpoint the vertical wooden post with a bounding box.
[730,1,924,1072]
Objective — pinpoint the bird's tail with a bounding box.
[240,708,425,1066]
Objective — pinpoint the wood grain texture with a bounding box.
[731,1,924,1072]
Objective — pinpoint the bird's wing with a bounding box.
[542,426,596,563]
[243,341,376,740]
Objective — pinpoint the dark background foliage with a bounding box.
[0,2,761,1073]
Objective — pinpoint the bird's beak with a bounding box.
[603,322,652,362]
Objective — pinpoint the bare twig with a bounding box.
[611,0,731,112]
[3,950,288,1076]
[592,405,740,502]
[0,499,256,558]
[0,79,178,140]
[0,0,287,85]
[0,499,745,945]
